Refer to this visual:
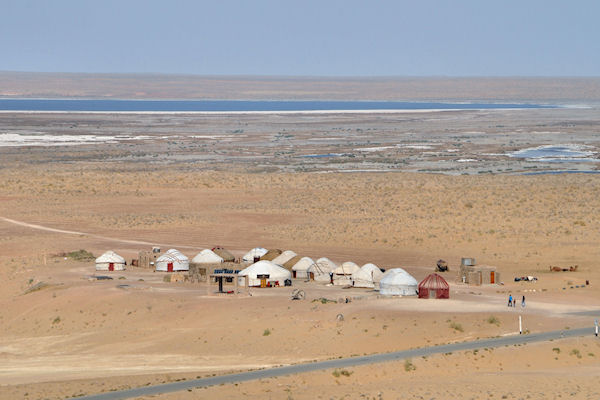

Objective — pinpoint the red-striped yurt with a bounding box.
[418,273,449,299]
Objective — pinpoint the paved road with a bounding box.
[74,327,593,400]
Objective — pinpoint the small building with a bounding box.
[460,258,499,285]
[95,251,126,271]
[155,249,189,272]
[418,273,450,299]
[138,246,162,269]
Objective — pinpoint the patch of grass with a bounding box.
[552,347,561,354]
[52,316,61,324]
[263,329,271,336]
[487,316,500,326]
[404,359,416,372]
[312,297,337,304]
[449,321,464,332]
[66,249,95,261]
[570,349,582,359]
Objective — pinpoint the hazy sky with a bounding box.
[1,0,598,76]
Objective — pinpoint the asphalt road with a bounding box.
[74,327,593,400]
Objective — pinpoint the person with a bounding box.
[513,298,516,307]
[508,294,513,307]
[522,295,526,308]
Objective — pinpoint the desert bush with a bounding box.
[450,321,464,332]
[404,359,416,371]
[67,249,95,261]
[487,316,500,326]
[263,329,271,336]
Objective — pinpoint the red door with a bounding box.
[109,263,114,271]
[167,263,174,272]
[490,271,495,284]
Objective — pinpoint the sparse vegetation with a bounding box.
[487,316,500,326]
[66,249,95,261]
[263,329,271,336]
[570,349,582,359]
[404,359,416,371]
[450,322,464,332]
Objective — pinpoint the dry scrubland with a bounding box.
[1,165,600,399]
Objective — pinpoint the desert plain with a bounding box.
[1,76,600,399]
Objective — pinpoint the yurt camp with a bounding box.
[309,257,338,282]
[155,249,189,272]
[379,268,418,296]
[352,263,384,288]
[271,250,297,266]
[212,247,236,262]
[237,260,292,287]
[242,247,268,263]
[291,257,315,279]
[333,261,360,286]
[95,251,126,271]
[191,249,224,265]
[418,273,450,299]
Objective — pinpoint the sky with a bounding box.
[1,0,599,76]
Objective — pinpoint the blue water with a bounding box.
[0,99,557,112]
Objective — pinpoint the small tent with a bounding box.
[291,257,315,278]
[95,251,126,271]
[212,247,236,262]
[272,250,297,266]
[191,249,224,264]
[309,257,338,282]
[242,247,268,263]
[155,249,189,272]
[379,268,418,296]
[238,260,292,287]
[418,273,450,299]
[352,263,384,288]
[333,261,360,286]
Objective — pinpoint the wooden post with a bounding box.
[519,315,522,334]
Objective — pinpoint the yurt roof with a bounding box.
[238,260,291,279]
[352,263,384,282]
[314,257,337,272]
[95,251,125,264]
[419,273,449,290]
[283,255,303,269]
[157,249,189,263]
[260,249,283,261]
[292,257,315,271]
[272,250,298,266]
[191,249,224,264]
[334,261,360,275]
[212,247,235,261]
[242,247,268,261]
[379,268,418,286]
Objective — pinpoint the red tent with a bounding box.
[418,273,449,299]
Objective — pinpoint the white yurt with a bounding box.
[155,249,189,272]
[238,260,292,287]
[95,250,126,271]
[291,257,315,278]
[379,268,418,296]
[308,257,338,282]
[332,262,360,285]
[271,250,297,266]
[191,249,224,264]
[242,247,268,262]
[352,263,384,288]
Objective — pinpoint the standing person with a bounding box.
[508,294,513,307]
[513,298,516,307]
[522,295,526,308]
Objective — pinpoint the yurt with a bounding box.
[260,249,283,261]
[309,257,338,282]
[155,249,189,272]
[379,268,418,296]
[238,260,292,287]
[191,249,224,264]
[95,251,126,271]
[291,257,315,278]
[333,261,360,286]
[242,247,268,263]
[352,263,384,288]
[272,250,297,266]
[212,247,236,262]
[418,273,450,299]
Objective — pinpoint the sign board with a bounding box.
[256,274,270,279]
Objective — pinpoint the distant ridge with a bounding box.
[1,72,599,102]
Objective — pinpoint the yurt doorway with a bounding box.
[167,263,174,272]
[490,271,495,284]
[429,290,436,299]
[108,263,114,271]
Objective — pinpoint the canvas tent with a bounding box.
[191,249,224,264]
[333,261,360,286]
[238,260,292,287]
[308,257,338,282]
[352,263,384,288]
[242,247,268,263]
[291,257,315,278]
[155,249,189,272]
[272,250,297,266]
[418,273,450,299]
[212,247,236,262]
[95,250,126,271]
[379,268,418,296]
